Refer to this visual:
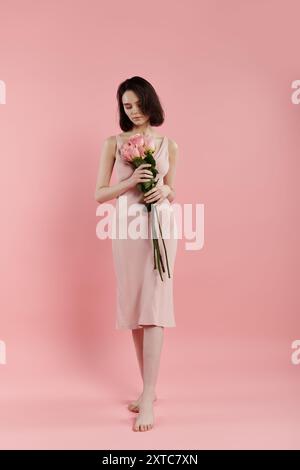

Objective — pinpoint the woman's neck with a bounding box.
[132,123,154,136]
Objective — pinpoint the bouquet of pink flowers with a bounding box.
[119,133,170,282]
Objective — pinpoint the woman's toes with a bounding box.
[131,407,139,413]
[128,402,139,412]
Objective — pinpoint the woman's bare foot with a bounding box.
[132,396,155,432]
[128,393,157,413]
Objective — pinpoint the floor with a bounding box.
[0,335,299,450]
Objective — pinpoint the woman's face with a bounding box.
[122,90,149,126]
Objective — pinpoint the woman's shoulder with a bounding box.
[102,135,119,160]
[104,134,118,145]
[104,134,123,151]
[110,132,132,145]
[166,136,178,151]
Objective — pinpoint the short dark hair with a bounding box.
[116,76,165,132]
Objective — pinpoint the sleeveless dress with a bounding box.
[112,134,178,330]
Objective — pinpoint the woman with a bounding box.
[94,76,179,432]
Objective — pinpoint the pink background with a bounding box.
[0,0,299,449]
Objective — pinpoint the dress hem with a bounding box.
[116,322,176,330]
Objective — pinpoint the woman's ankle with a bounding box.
[141,388,156,400]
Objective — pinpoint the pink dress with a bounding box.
[112,134,178,330]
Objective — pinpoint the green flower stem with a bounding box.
[153,237,157,270]
[152,236,163,282]
[157,243,166,273]
[151,206,164,281]
[150,209,156,270]
[155,238,163,282]
[152,206,165,273]
[153,204,171,279]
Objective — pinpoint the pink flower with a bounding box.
[144,135,156,152]
[120,141,142,162]
[120,133,156,162]
[130,133,145,147]
[129,133,155,155]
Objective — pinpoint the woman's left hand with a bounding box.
[144,184,171,204]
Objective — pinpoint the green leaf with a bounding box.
[144,154,156,166]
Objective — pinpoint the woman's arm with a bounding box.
[163,138,179,203]
[94,136,133,204]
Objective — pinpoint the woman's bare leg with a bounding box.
[128,327,157,412]
[132,327,144,379]
[133,325,164,431]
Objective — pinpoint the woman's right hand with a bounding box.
[127,163,153,189]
